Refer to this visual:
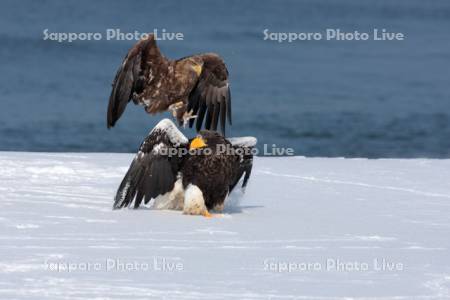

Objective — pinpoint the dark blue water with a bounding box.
[1,0,449,157]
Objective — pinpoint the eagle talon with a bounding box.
[202,210,212,218]
[182,111,197,127]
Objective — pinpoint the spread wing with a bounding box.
[107,35,164,128]
[227,137,257,192]
[113,119,189,209]
[187,53,231,134]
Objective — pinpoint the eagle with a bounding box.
[113,119,256,217]
[107,34,232,134]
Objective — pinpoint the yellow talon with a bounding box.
[202,210,212,218]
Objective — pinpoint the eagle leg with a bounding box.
[168,101,197,128]
[168,101,184,113]
[168,101,185,121]
[212,202,224,212]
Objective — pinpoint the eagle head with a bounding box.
[190,131,226,150]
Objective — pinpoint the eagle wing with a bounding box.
[227,137,257,192]
[113,119,189,209]
[107,35,164,128]
[187,53,232,134]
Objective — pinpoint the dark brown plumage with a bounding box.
[107,34,232,134]
[181,131,237,210]
[113,119,255,216]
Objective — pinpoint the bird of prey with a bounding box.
[113,119,256,217]
[107,34,232,134]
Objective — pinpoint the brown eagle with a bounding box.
[107,34,232,134]
[113,119,256,217]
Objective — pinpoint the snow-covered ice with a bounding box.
[0,152,450,299]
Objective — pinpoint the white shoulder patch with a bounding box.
[228,136,257,148]
[151,119,188,146]
[151,142,166,155]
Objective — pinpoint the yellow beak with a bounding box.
[190,137,207,149]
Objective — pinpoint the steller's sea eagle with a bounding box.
[107,34,232,134]
[112,119,256,217]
